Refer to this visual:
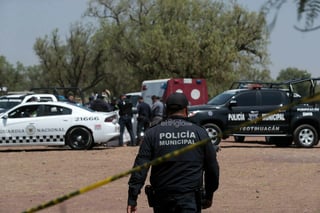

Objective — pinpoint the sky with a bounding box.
[0,1,319,79]
[0,0,91,67]
[237,1,320,78]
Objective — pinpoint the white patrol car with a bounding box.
[0,101,120,150]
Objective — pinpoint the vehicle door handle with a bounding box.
[250,111,259,114]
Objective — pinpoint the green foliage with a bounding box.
[87,0,271,95]
[276,67,311,81]
[276,67,312,97]
[25,65,45,89]
[33,23,109,96]
[0,56,28,92]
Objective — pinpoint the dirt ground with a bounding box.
[1,137,320,213]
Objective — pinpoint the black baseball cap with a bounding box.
[166,92,188,110]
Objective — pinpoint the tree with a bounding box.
[262,0,320,32]
[0,56,27,92]
[86,0,271,95]
[25,65,46,89]
[33,23,109,96]
[276,67,311,81]
[276,67,312,97]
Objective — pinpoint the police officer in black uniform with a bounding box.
[136,96,152,145]
[118,94,135,146]
[127,92,219,213]
[90,94,112,112]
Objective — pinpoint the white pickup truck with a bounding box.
[0,93,58,113]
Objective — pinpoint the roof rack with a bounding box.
[230,80,281,90]
[7,91,35,95]
[30,87,85,104]
[230,78,320,96]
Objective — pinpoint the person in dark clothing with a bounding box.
[150,95,164,126]
[127,92,220,213]
[110,97,119,111]
[118,94,135,146]
[66,92,77,104]
[136,96,152,145]
[90,94,112,112]
[85,95,95,108]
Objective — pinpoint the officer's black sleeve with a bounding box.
[203,138,220,201]
[127,134,153,206]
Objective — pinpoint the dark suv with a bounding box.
[187,78,320,148]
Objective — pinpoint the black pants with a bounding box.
[153,191,201,213]
[119,115,135,146]
[136,117,149,145]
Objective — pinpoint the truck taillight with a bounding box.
[188,111,199,117]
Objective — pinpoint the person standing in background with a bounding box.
[150,95,164,126]
[136,96,151,145]
[118,94,135,146]
[66,92,77,104]
[90,94,112,112]
[110,97,119,111]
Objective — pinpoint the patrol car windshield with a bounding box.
[207,90,237,105]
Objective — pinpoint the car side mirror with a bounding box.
[2,114,8,119]
[229,99,237,108]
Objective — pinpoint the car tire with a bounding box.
[265,136,273,144]
[66,127,94,150]
[293,124,318,148]
[203,123,222,145]
[234,136,245,142]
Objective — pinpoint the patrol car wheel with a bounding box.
[66,127,94,150]
[293,124,318,148]
[203,123,222,145]
[234,136,245,142]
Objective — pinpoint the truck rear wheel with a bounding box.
[293,124,318,148]
[203,123,222,146]
[265,136,273,144]
[234,136,245,142]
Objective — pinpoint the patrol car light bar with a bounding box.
[247,84,262,90]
